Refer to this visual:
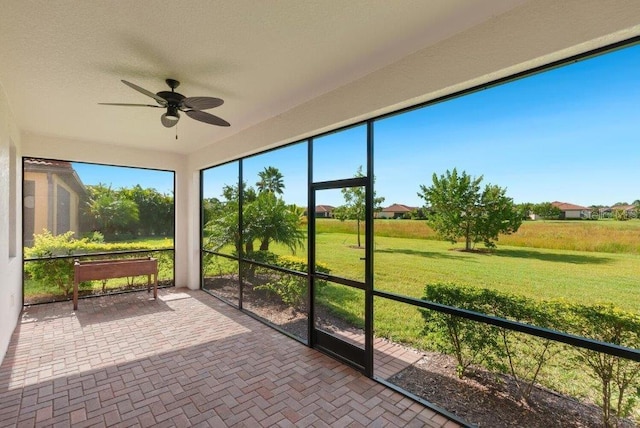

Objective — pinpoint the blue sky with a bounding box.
[72,162,174,195]
[78,43,640,209]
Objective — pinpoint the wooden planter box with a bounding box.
[73,257,158,310]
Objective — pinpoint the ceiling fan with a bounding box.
[100,79,230,128]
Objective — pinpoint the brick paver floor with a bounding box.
[0,289,461,427]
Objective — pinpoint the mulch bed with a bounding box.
[390,352,637,427]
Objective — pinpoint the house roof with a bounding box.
[316,205,335,212]
[24,158,74,170]
[24,157,87,196]
[611,204,636,211]
[381,204,416,213]
[551,201,590,211]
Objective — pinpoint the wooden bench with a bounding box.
[73,257,158,310]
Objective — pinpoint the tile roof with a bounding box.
[316,205,335,212]
[551,201,590,211]
[381,203,416,213]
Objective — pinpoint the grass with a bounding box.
[306,232,640,345]
[261,220,640,348]
[318,218,640,254]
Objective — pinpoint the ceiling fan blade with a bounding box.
[121,80,168,106]
[161,113,179,128]
[185,110,230,127]
[181,96,224,110]
[98,103,162,107]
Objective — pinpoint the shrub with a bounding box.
[253,252,330,309]
[421,283,503,378]
[614,209,629,221]
[24,230,171,296]
[421,283,640,424]
[561,303,640,427]
[24,230,84,295]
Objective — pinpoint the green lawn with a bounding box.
[301,231,640,347]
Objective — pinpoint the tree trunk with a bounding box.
[465,221,472,251]
[357,218,361,247]
[259,238,269,251]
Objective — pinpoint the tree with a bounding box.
[204,168,303,255]
[85,184,139,237]
[119,185,174,236]
[516,202,534,220]
[532,202,562,220]
[245,191,304,252]
[334,166,385,248]
[418,168,522,251]
[256,166,285,195]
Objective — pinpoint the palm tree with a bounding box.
[256,166,285,195]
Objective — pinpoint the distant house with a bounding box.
[23,158,87,246]
[551,201,591,219]
[314,205,335,218]
[611,204,637,219]
[377,203,416,219]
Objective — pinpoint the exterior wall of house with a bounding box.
[377,212,395,219]
[563,210,590,219]
[23,171,49,236]
[0,82,23,366]
[564,210,582,219]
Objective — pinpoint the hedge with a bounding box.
[421,283,640,427]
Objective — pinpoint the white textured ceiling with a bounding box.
[0,0,529,155]
[3,1,640,159]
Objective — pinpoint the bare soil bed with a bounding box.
[205,275,638,427]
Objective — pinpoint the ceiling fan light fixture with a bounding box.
[101,79,229,128]
[165,105,180,121]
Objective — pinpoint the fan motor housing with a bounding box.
[157,91,185,106]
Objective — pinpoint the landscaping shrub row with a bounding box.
[421,283,640,427]
[24,230,173,296]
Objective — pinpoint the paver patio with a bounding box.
[0,289,461,427]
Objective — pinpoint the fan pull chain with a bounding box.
[176,123,178,140]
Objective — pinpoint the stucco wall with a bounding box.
[23,171,49,237]
[0,82,23,365]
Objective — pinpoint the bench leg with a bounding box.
[73,280,78,310]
